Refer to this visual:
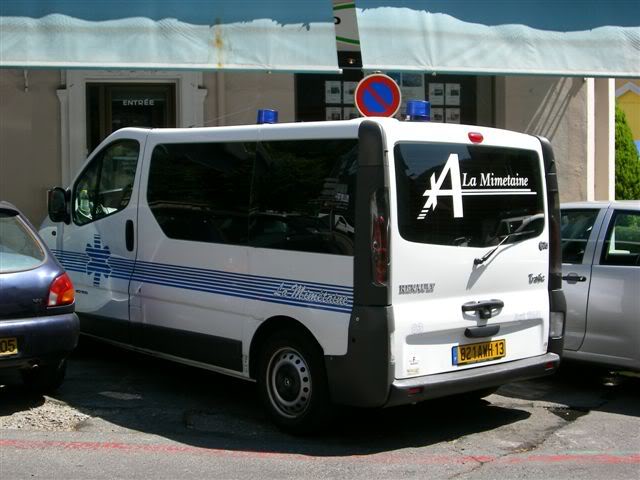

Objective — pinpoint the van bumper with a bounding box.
[325,306,561,408]
[385,352,560,407]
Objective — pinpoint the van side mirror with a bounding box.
[48,187,70,224]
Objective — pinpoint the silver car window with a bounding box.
[600,211,640,267]
[561,209,599,264]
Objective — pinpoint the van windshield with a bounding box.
[394,142,545,248]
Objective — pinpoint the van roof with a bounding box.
[117,117,541,148]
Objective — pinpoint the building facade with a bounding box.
[1,1,636,222]
[0,67,618,223]
[616,79,640,151]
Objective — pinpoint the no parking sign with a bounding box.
[354,73,402,118]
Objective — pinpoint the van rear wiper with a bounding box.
[473,230,533,265]
[474,213,544,266]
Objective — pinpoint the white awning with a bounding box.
[356,1,640,77]
[0,0,340,72]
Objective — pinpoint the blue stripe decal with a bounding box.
[52,249,353,314]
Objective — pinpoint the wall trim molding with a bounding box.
[586,78,595,201]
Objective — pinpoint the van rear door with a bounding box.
[389,132,549,380]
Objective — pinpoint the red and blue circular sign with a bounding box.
[354,73,402,118]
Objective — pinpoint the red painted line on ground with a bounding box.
[504,453,640,465]
[2,439,639,466]
[0,439,299,461]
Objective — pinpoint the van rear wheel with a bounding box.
[258,330,331,434]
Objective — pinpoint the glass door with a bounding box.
[87,83,176,151]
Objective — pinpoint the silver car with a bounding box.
[560,201,640,371]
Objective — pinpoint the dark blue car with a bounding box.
[0,201,79,392]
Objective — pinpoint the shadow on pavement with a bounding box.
[0,385,45,417]
[497,360,639,418]
[1,336,531,456]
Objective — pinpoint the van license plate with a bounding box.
[453,339,505,366]
[0,337,18,356]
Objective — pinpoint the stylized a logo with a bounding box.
[418,153,463,219]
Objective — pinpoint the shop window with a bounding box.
[421,75,477,124]
[296,60,478,124]
[296,52,364,122]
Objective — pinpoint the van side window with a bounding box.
[147,142,253,245]
[72,140,140,226]
[560,209,599,264]
[251,139,357,255]
[600,211,640,267]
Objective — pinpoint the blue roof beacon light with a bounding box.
[257,109,278,124]
[405,100,430,122]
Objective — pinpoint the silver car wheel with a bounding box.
[267,347,312,419]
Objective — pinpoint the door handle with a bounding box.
[461,299,504,320]
[465,325,500,338]
[562,273,587,282]
[125,220,134,252]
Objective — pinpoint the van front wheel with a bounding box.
[258,331,331,434]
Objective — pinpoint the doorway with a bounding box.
[86,83,176,151]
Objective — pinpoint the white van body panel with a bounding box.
[382,121,550,380]
[46,118,559,405]
[54,128,149,327]
[131,124,359,377]
[243,247,353,356]
[133,126,257,375]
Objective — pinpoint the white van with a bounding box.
[46,117,565,432]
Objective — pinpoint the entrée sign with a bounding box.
[121,99,155,106]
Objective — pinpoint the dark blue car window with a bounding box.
[0,212,45,273]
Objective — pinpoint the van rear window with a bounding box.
[394,142,545,248]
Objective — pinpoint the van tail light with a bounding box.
[468,132,484,144]
[371,188,390,286]
[47,273,75,307]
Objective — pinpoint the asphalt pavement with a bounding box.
[1,338,638,479]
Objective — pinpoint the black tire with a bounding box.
[21,359,67,394]
[257,329,332,434]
